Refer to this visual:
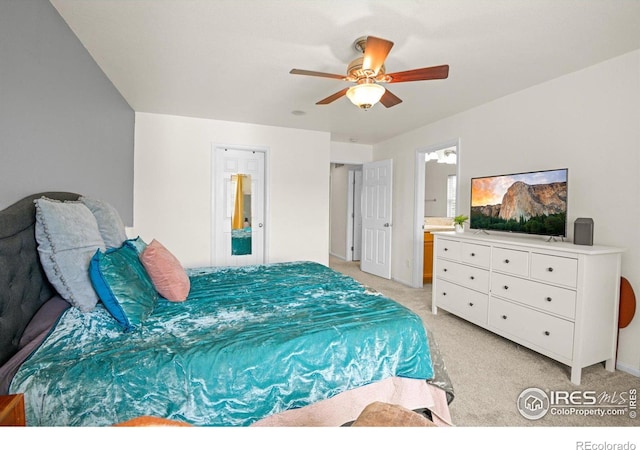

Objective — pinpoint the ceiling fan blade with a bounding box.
[290,69,346,80]
[379,89,403,108]
[385,64,449,83]
[316,88,349,105]
[362,36,394,76]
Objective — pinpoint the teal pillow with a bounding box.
[89,239,158,331]
[126,236,148,254]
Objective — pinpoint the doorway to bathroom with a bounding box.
[411,139,460,288]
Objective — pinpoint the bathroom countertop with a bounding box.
[424,226,455,232]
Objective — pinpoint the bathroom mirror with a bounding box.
[424,148,457,218]
[231,174,252,255]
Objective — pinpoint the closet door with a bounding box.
[213,147,265,266]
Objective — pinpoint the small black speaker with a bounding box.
[574,218,594,246]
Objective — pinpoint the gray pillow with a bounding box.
[34,197,106,312]
[79,196,127,249]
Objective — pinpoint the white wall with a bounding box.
[132,112,330,268]
[374,50,640,376]
[330,141,373,164]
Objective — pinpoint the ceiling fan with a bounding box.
[290,35,449,110]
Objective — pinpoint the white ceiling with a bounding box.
[50,0,640,145]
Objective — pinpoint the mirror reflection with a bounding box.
[231,174,252,255]
[424,147,457,229]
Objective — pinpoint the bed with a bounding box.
[0,192,454,427]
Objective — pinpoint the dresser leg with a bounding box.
[605,358,616,372]
[570,366,582,385]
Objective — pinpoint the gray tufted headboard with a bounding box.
[0,192,80,367]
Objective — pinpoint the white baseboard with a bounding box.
[391,276,414,288]
[616,361,640,378]
[329,251,347,261]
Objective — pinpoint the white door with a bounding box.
[214,148,265,266]
[361,159,393,278]
[352,169,363,261]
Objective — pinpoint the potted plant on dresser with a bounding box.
[453,214,468,233]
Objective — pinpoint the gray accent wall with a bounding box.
[0,0,134,224]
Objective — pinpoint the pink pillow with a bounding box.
[140,239,190,302]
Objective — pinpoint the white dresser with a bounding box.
[431,231,624,384]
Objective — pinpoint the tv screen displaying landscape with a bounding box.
[470,168,568,237]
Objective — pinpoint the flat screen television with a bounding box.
[470,168,568,237]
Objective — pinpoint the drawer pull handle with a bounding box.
[442,292,447,296]
[502,315,508,320]
[544,331,550,336]
[443,268,448,272]
[468,302,474,307]
[503,285,509,290]
[547,267,554,272]
[444,248,449,251]
[470,252,475,257]
[504,259,510,264]
[470,276,475,280]
[546,297,552,302]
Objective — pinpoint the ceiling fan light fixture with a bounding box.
[346,82,385,110]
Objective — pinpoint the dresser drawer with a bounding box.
[435,279,488,327]
[436,259,489,293]
[436,238,461,260]
[491,272,577,319]
[492,247,529,277]
[460,242,491,268]
[531,253,578,288]
[489,298,574,360]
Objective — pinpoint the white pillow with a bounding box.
[34,197,106,312]
[79,196,127,249]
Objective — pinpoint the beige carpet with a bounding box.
[329,256,639,427]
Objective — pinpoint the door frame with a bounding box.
[211,143,270,265]
[346,167,363,261]
[411,138,461,288]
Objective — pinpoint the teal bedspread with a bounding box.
[10,261,434,426]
